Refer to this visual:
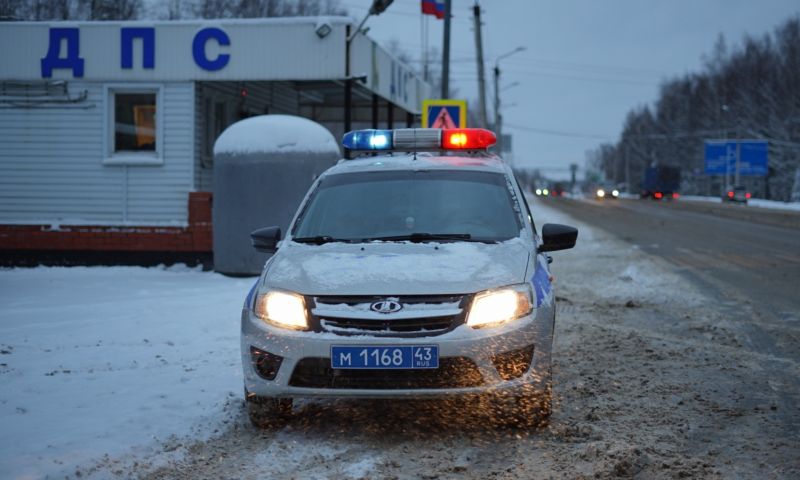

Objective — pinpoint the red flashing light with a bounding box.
[672,192,680,199]
[654,192,663,199]
[745,192,752,199]
[441,128,497,150]
[727,191,734,198]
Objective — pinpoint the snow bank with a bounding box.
[0,266,253,479]
[213,115,340,156]
[681,195,800,211]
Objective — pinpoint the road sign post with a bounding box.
[421,99,467,129]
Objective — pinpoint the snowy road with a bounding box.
[2,201,799,479]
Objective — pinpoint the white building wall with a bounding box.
[0,81,195,225]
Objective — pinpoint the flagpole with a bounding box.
[421,7,427,82]
[441,0,452,98]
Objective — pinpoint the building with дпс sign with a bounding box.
[0,18,432,264]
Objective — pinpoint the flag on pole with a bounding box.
[421,0,445,19]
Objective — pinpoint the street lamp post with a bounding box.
[345,0,394,138]
[494,46,525,155]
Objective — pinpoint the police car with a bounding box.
[241,128,578,428]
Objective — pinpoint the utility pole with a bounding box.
[493,46,525,156]
[441,0,452,98]
[570,163,578,193]
[734,125,741,187]
[472,3,488,128]
[624,142,630,193]
[493,65,501,151]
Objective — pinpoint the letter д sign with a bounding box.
[41,28,85,78]
[192,27,230,71]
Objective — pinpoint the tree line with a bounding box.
[0,0,346,21]
[585,16,800,201]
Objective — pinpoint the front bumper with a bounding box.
[241,305,555,399]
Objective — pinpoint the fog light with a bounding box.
[251,346,283,380]
[491,345,535,380]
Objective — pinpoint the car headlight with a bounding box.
[596,189,605,198]
[466,284,534,328]
[254,290,308,330]
[612,189,619,197]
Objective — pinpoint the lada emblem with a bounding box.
[370,300,403,314]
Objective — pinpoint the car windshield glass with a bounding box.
[292,170,522,242]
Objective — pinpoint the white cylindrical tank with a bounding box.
[213,115,340,275]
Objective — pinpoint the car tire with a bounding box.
[245,389,292,429]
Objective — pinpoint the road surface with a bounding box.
[543,197,800,362]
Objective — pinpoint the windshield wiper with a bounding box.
[292,235,350,245]
[364,232,473,243]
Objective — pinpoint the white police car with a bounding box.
[241,128,577,428]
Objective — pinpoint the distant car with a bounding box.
[724,185,751,204]
[595,187,619,200]
[534,187,549,196]
[549,183,566,197]
[241,128,578,429]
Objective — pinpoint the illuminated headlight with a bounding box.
[254,290,308,330]
[543,188,549,196]
[466,284,534,328]
[612,189,619,197]
[535,188,542,196]
[596,189,605,198]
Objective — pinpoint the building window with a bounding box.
[115,93,156,152]
[104,85,163,165]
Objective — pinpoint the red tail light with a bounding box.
[441,128,497,150]
[672,193,680,199]
[745,193,752,199]
[654,192,663,199]
[727,191,734,198]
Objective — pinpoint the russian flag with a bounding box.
[421,0,445,19]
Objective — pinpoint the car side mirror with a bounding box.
[251,226,281,253]
[539,223,578,252]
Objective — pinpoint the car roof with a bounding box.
[322,153,511,177]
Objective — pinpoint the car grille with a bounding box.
[288,357,484,390]
[309,294,468,338]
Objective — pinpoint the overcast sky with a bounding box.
[341,0,799,178]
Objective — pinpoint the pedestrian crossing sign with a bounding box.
[422,99,468,129]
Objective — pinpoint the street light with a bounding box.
[494,46,526,155]
[344,0,394,148]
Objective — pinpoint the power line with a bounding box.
[449,69,660,87]
[504,123,614,140]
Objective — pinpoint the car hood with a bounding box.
[264,239,531,296]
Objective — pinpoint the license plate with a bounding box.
[330,345,439,369]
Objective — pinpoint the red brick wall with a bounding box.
[0,192,213,253]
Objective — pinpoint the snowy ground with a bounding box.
[0,266,254,479]
[2,202,798,479]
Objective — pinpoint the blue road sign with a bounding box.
[704,140,768,176]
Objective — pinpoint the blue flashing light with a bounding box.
[342,129,393,151]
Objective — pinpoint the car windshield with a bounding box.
[291,170,522,243]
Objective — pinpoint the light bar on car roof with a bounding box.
[342,128,497,152]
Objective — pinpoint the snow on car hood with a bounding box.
[264,238,531,296]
